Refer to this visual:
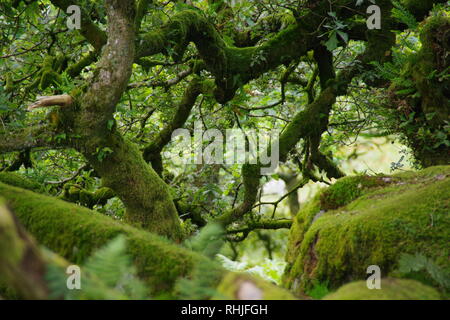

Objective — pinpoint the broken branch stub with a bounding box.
[27,94,73,111]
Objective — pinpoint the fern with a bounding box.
[176,223,225,299]
[216,254,285,284]
[392,1,418,30]
[397,253,450,290]
[83,236,132,287]
[392,50,410,68]
[176,259,223,300]
[370,61,399,81]
[184,223,224,259]
[46,263,74,299]
[46,235,148,300]
[371,50,416,91]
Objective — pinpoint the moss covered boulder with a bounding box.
[324,278,441,300]
[283,166,450,296]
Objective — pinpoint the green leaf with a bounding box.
[107,119,114,131]
[325,32,338,51]
[337,31,348,43]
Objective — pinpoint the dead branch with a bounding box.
[27,94,73,111]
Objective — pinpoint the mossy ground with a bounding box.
[323,278,442,300]
[283,166,450,297]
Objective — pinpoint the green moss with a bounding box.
[324,278,442,300]
[0,198,23,270]
[66,51,96,78]
[214,272,297,300]
[76,127,183,240]
[0,172,42,193]
[285,175,391,267]
[284,193,321,267]
[0,182,296,299]
[0,181,206,297]
[320,175,389,210]
[389,15,450,167]
[284,166,450,295]
[394,165,450,180]
[61,184,114,208]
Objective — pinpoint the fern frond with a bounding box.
[45,235,149,300]
[397,253,450,289]
[184,223,224,259]
[392,1,418,30]
[83,235,131,287]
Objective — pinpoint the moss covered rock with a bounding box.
[283,166,450,296]
[324,278,441,300]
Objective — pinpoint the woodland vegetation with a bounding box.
[0,0,449,300]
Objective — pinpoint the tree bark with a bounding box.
[65,0,183,240]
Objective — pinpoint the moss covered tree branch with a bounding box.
[135,0,420,103]
[60,184,115,209]
[136,8,321,103]
[226,219,293,242]
[56,0,185,240]
[216,6,397,226]
[0,181,295,299]
[142,77,212,174]
[0,126,63,154]
[49,0,107,51]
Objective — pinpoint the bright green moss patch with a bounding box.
[283,166,450,296]
[61,184,114,208]
[320,175,389,210]
[324,278,441,300]
[0,172,42,193]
